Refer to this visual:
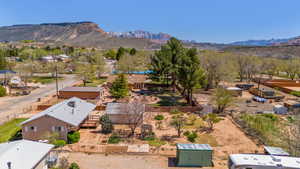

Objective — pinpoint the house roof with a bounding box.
[107,74,147,84]
[106,102,145,115]
[264,146,290,156]
[60,87,103,92]
[229,154,300,168]
[0,140,54,169]
[0,70,16,74]
[176,144,213,151]
[21,97,96,126]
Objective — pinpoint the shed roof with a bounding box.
[264,146,290,156]
[106,102,145,115]
[60,87,103,92]
[21,97,96,126]
[177,144,212,151]
[229,154,300,168]
[0,140,54,169]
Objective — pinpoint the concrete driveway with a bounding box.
[0,74,78,121]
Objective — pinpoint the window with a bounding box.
[29,126,37,132]
[54,126,64,132]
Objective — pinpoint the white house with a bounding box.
[0,140,55,169]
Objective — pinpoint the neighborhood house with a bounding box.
[58,87,104,99]
[0,140,55,169]
[21,97,96,141]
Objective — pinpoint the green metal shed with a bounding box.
[176,143,213,167]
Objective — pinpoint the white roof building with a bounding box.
[0,140,54,169]
[229,154,300,169]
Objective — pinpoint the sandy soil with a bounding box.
[68,153,215,169]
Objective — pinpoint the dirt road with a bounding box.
[0,74,78,121]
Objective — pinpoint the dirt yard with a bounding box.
[68,153,215,169]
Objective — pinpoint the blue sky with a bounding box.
[1,0,300,43]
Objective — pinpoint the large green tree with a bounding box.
[178,48,205,105]
[110,74,129,98]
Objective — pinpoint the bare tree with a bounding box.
[123,102,145,137]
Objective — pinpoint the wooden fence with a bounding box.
[145,105,202,113]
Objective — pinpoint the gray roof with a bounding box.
[60,87,103,92]
[0,140,54,169]
[21,97,96,126]
[106,103,145,115]
[264,146,290,156]
[177,144,213,151]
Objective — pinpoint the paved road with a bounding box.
[0,74,78,120]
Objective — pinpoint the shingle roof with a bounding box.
[0,140,54,169]
[21,97,96,126]
[60,87,103,92]
[176,144,213,151]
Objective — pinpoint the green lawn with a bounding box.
[29,76,63,84]
[0,118,27,143]
[79,78,107,87]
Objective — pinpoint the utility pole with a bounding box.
[55,58,59,98]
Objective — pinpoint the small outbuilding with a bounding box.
[264,146,290,156]
[273,105,288,115]
[226,87,242,97]
[58,87,104,99]
[105,102,145,124]
[176,143,213,167]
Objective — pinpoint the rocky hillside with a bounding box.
[0,22,156,49]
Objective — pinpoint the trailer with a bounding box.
[228,154,300,169]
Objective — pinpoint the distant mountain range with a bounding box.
[229,38,290,46]
[107,30,172,44]
[1,21,300,49]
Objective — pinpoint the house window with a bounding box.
[54,126,64,132]
[29,126,37,132]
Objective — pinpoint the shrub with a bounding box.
[183,131,191,136]
[67,131,80,144]
[170,109,181,114]
[187,131,198,143]
[291,91,300,97]
[148,139,166,147]
[52,140,66,147]
[108,133,121,144]
[69,162,80,169]
[154,114,164,121]
[142,133,155,141]
[0,86,6,97]
[100,115,113,134]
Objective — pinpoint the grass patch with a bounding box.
[196,134,218,146]
[240,113,281,145]
[29,76,63,84]
[79,78,107,87]
[0,118,27,143]
[184,115,205,129]
[148,139,166,147]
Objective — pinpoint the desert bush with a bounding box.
[52,140,66,148]
[100,114,113,134]
[69,162,80,169]
[108,133,121,144]
[183,131,191,136]
[67,131,80,144]
[0,86,6,97]
[186,131,198,143]
[154,114,164,121]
